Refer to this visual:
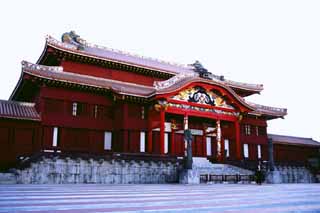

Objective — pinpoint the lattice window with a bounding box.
[257,144,262,159]
[206,137,212,156]
[52,127,59,147]
[224,139,230,157]
[72,102,78,116]
[94,105,98,118]
[164,133,169,154]
[244,125,251,136]
[104,131,112,150]
[140,131,145,152]
[141,106,145,119]
[243,144,249,158]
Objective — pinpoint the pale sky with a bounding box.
[0,0,319,141]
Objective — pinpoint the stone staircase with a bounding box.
[193,157,254,176]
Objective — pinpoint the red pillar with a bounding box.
[221,136,225,161]
[123,130,129,152]
[159,110,165,154]
[183,113,188,157]
[147,110,153,154]
[235,121,242,160]
[122,103,129,152]
[170,129,175,155]
[147,130,153,153]
[216,120,223,162]
[202,127,207,157]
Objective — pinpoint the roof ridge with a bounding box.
[46,35,189,69]
[86,42,188,69]
[268,133,313,140]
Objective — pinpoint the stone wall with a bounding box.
[2,157,182,184]
[265,166,315,184]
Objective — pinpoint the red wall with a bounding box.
[0,119,41,168]
[38,86,150,154]
[274,144,318,163]
[40,87,114,130]
[61,61,165,86]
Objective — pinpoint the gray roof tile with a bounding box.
[269,134,320,147]
[0,100,40,121]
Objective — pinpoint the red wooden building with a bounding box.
[0,32,318,169]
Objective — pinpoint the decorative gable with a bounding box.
[171,86,234,110]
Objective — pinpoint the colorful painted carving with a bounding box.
[172,86,234,109]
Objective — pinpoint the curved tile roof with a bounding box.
[45,36,192,75]
[21,61,155,98]
[0,100,40,121]
[18,61,286,118]
[269,134,320,147]
[246,101,287,118]
[43,35,263,93]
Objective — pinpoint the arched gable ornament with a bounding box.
[171,86,234,110]
[188,87,215,106]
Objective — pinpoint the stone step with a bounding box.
[192,157,253,176]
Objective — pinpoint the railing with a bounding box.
[14,151,183,171]
[200,174,255,183]
[224,160,261,171]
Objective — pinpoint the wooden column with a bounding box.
[183,113,188,157]
[159,110,165,154]
[221,136,225,161]
[216,120,223,162]
[202,126,207,157]
[170,128,175,155]
[122,103,129,152]
[235,121,242,160]
[123,130,129,152]
[147,130,153,153]
[147,110,153,153]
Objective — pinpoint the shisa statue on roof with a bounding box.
[190,60,208,75]
[61,31,86,50]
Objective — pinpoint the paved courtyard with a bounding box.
[0,184,319,212]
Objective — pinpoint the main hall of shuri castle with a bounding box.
[0,31,319,184]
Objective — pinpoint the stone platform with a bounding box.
[266,165,315,183]
[0,155,182,184]
[179,169,200,184]
[0,184,320,212]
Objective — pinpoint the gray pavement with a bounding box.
[0,183,319,212]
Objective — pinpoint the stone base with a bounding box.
[265,166,315,184]
[0,173,17,184]
[265,170,282,184]
[179,169,200,184]
[0,156,182,184]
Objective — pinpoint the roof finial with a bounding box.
[190,60,208,74]
[61,31,86,50]
[189,60,213,79]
